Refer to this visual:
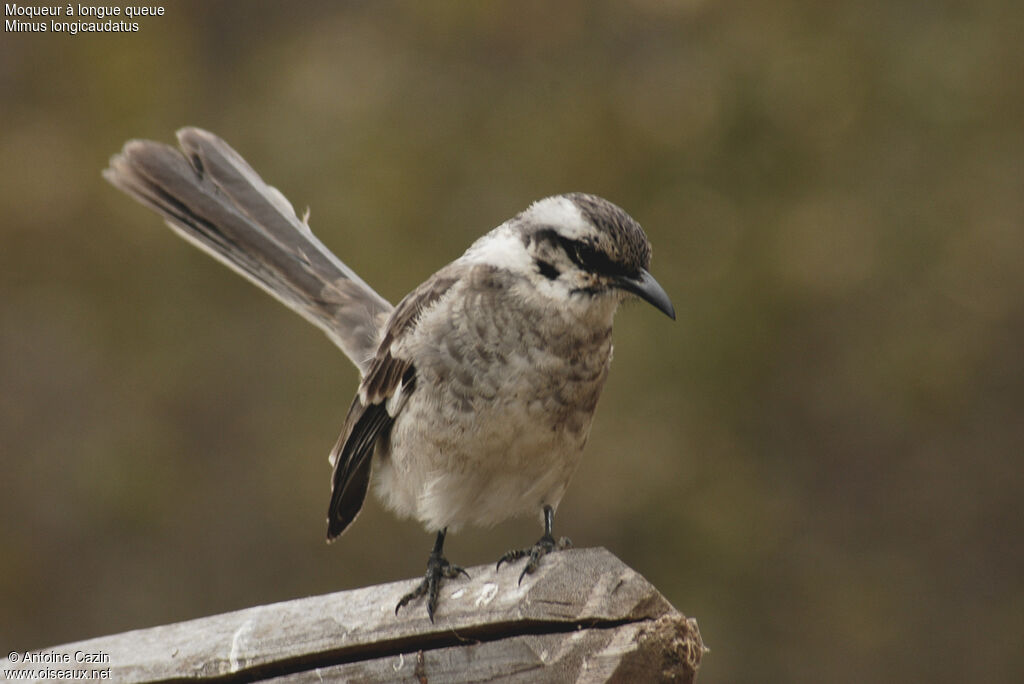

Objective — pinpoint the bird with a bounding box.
[104,128,675,621]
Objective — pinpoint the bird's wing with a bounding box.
[326,272,460,539]
[104,128,393,375]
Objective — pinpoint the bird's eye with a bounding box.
[557,237,588,269]
[558,237,626,277]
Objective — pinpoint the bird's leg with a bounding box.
[496,505,573,584]
[395,528,469,622]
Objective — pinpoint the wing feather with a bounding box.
[325,272,459,539]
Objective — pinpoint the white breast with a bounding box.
[371,267,614,532]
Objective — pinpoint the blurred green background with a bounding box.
[2,1,1022,681]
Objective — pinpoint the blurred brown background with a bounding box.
[1,1,1022,681]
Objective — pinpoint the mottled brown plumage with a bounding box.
[104,129,674,621]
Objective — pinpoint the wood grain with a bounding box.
[2,548,703,683]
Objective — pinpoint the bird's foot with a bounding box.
[395,551,469,622]
[496,533,573,585]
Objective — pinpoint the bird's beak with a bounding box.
[616,269,676,320]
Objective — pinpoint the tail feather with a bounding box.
[104,128,392,375]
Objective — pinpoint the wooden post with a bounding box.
[2,548,704,682]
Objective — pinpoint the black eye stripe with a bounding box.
[530,228,636,279]
[556,236,632,278]
[553,235,585,266]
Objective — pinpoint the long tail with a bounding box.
[104,128,392,375]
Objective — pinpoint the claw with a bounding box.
[496,505,572,583]
[395,529,469,622]
[524,535,572,584]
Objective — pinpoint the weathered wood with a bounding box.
[2,548,704,683]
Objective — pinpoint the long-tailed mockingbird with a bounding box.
[104,128,675,620]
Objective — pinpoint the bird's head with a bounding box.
[462,193,675,320]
